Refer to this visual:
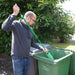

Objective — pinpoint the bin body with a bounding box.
[33,48,73,75]
[29,57,39,75]
[69,50,75,75]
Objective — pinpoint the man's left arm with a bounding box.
[31,37,48,53]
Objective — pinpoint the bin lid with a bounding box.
[30,43,53,55]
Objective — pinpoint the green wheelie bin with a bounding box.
[33,47,73,75]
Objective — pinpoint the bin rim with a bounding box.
[54,51,73,63]
[33,51,73,64]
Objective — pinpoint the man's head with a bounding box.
[24,11,36,27]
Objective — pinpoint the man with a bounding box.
[1,4,48,75]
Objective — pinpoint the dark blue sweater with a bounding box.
[1,14,42,58]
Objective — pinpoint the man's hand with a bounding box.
[43,48,49,53]
[40,46,49,53]
[13,4,20,16]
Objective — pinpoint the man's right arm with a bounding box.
[1,4,20,31]
[1,14,16,31]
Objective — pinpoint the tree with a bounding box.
[34,0,75,42]
[0,0,75,54]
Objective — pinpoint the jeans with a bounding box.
[12,56,30,75]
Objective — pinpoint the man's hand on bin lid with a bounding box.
[39,46,49,53]
[41,47,49,53]
[44,48,49,53]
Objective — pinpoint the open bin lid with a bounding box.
[30,43,53,56]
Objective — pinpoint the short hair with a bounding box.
[24,11,36,18]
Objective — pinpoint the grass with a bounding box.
[48,41,75,51]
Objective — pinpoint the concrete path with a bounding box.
[68,34,75,43]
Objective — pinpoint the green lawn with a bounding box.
[48,42,75,51]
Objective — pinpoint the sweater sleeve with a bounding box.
[31,36,43,51]
[1,14,16,31]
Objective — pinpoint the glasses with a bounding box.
[30,17,36,22]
